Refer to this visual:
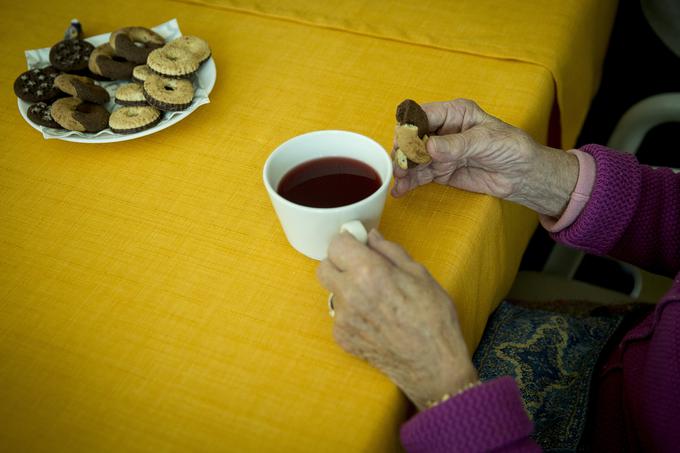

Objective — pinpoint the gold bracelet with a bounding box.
[425,380,482,409]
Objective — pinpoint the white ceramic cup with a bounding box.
[263,130,392,260]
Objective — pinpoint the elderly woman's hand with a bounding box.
[392,99,579,218]
[317,229,478,411]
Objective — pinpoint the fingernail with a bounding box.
[370,229,383,240]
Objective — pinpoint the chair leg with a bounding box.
[543,244,584,279]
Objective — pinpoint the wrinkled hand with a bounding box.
[317,229,478,410]
[392,99,578,218]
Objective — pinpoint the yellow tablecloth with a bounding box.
[175,0,617,148]
[0,0,615,451]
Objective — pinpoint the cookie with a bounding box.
[147,46,199,78]
[109,27,165,64]
[396,99,429,138]
[143,74,194,111]
[89,44,136,80]
[54,74,110,105]
[13,67,62,103]
[27,102,62,129]
[166,35,211,64]
[132,65,153,84]
[394,126,430,169]
[115,83,147,106]
[109,106,162,134]
[49,39,94,73]
[394,99,431,169]
[51,97,110,133]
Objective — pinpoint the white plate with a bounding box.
[17,19,215,143]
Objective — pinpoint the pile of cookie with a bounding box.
[13,25,211,135]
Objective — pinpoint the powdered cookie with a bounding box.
[115,83,147,106]
[54,74,110,105]
[89,44,136,80]
[49,39,94,73]
[143,74,194,111]
[166,35,211,64]
[147,46,199,78]
[51,97,110,132]
[27,102,62,129]
[394,99,431,169]
[14,67,62,103]
[132,65,153,84]
[109,27,165,64]
[109,106,162,134]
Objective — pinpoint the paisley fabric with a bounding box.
[472,300,648,451]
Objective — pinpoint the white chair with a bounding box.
[509,0,679,303]
[509,93,680,303]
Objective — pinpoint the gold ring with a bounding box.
[327,293,335,318]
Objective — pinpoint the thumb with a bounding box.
[426,132,470,163]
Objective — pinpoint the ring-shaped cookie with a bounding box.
[89,44,136,80]
[143,74,194,111]
[147,46,199,78]
[109,106,162,134]
[50,97,110,132]
[166,36,211,64]
[54,74,110,105]
[109,27,165,64]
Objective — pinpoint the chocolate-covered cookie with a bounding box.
[396,99,429,138]
[27,102,62,129]
[109,106,162,134]
[143,74,194,111]
[49,39,94,73]
[51,97,110,133]
[147,46,199,78]
[114,83,147,106]
[132,65,153,84]
[89,44,136,80]
[13,67,62,103]
[54,74,110,105]
[394,99,431,170]
[109,27,165,64]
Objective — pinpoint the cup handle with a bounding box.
[340,220,368,244]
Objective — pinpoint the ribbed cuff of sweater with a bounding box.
[400,377,535,453]
[540,149,596,232]
[550,144,642,255]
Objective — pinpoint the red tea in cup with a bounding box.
[277,157,382,208]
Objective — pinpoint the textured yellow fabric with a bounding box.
[176,0,617,148]
[1,0,602,451]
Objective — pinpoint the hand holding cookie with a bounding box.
[391,99,579,218]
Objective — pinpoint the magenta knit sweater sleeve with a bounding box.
[552,144,680,277]
[400,377,539,452]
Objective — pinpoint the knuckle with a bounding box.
[354,262,375,282]
[454,98,478,111]
[414,264,432,280]
[411,262,429,276]
[460,98,477,108]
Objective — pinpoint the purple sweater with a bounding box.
[400,144,680,452]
